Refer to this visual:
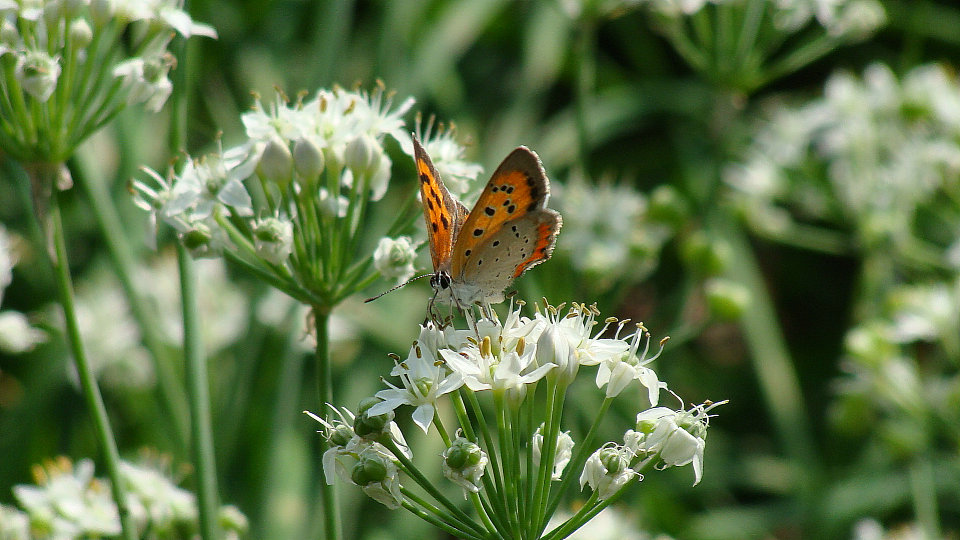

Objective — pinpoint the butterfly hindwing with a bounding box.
[450,147,551,278]
[415,136,464,272]
[458,209,561,303]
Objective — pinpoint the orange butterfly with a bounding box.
[414,135,562,311]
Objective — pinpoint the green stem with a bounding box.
[177,245,222,540]
[910,456,941,540]
[48,187,137,540]
[573,16,595,178]
[72,155,190,450]
[542,397,613,528]
[719,215,821,512]
[310,307,342,540]
[400,495,485,540]
[385,440,487,538]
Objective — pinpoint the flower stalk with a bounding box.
[47,184,137,540]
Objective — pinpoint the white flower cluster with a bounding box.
[132,85,482,304]
[59,255,248,390]
[0,455,247,540]
[311,300,720,515]
[727,63,960,253]
[0,0,215,164]
[636,0,884,38]
[0,224,45,354]
[554,176,669,287]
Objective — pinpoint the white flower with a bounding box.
[441,437,488,494]
[113,51,174,113]
[165,149,255,220]
[253,217,294,265]
[533,302,630,384]
[373,236,418,282]
[579,443,638,500]
[0,311,46,353]
[0,224,16,303]
[439,322,554,400]
[595,323,667,400]
[120,460,198,530]
[532,424,575,480]
[415,122,483,196]
[369,326,464,433]
[554,176,663,282]
[15,49,60,101]
[629,401,723,486]
[13,458,121,538]
[0,504,29,540]
[131,167,177,249]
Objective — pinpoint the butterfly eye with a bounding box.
[431,271,452,290]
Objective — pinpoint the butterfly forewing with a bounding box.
[450,147,551,277]
[414,136,465,272]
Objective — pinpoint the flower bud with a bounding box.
[328,425,354,447]
[16,51,61,102]
[293,137,325,182]
[373,236,416,281]
[354,398,394,438]
[704,278,750,321]
[441,437,487,493]
[537,322,573,383]
[219,505,249,536]
[69,19,93,49]
[351,455,387,486]
[257,136,293,187]
[344,134,381,178]
[253,217,293,265]
[1,20,19,46]
[680,232,730,277]
[647,184,689,230]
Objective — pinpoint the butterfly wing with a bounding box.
[449,147,553,276]
[449,147,561,303]
[414,135,467,272]
[456,209,561,303]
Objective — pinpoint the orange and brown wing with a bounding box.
[414,135,465,272]
[449,147,551,277]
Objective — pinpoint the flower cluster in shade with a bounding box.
[553,176,673,289]
[636,0,885,39]
[0,0,216,164]
[831,279,960,454]
[0,224,45,354]
[132,84,482,304]
[726,63,960,257]
[0,455,247,540]
[308,300,720,513]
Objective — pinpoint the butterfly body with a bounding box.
[415,136,561,309]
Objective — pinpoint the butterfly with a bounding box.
[414,134,562,313]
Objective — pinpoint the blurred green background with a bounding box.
[2,0,960,538]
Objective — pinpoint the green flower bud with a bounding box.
[351,456,387,486]
[680,232,730,277]
[704,278,750,321]
[599,447,626,474]
[329,425,354,447]
[647,184,689,230]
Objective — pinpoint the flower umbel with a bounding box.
[321,298,721,537]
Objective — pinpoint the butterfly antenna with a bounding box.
[364,273,433,303]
